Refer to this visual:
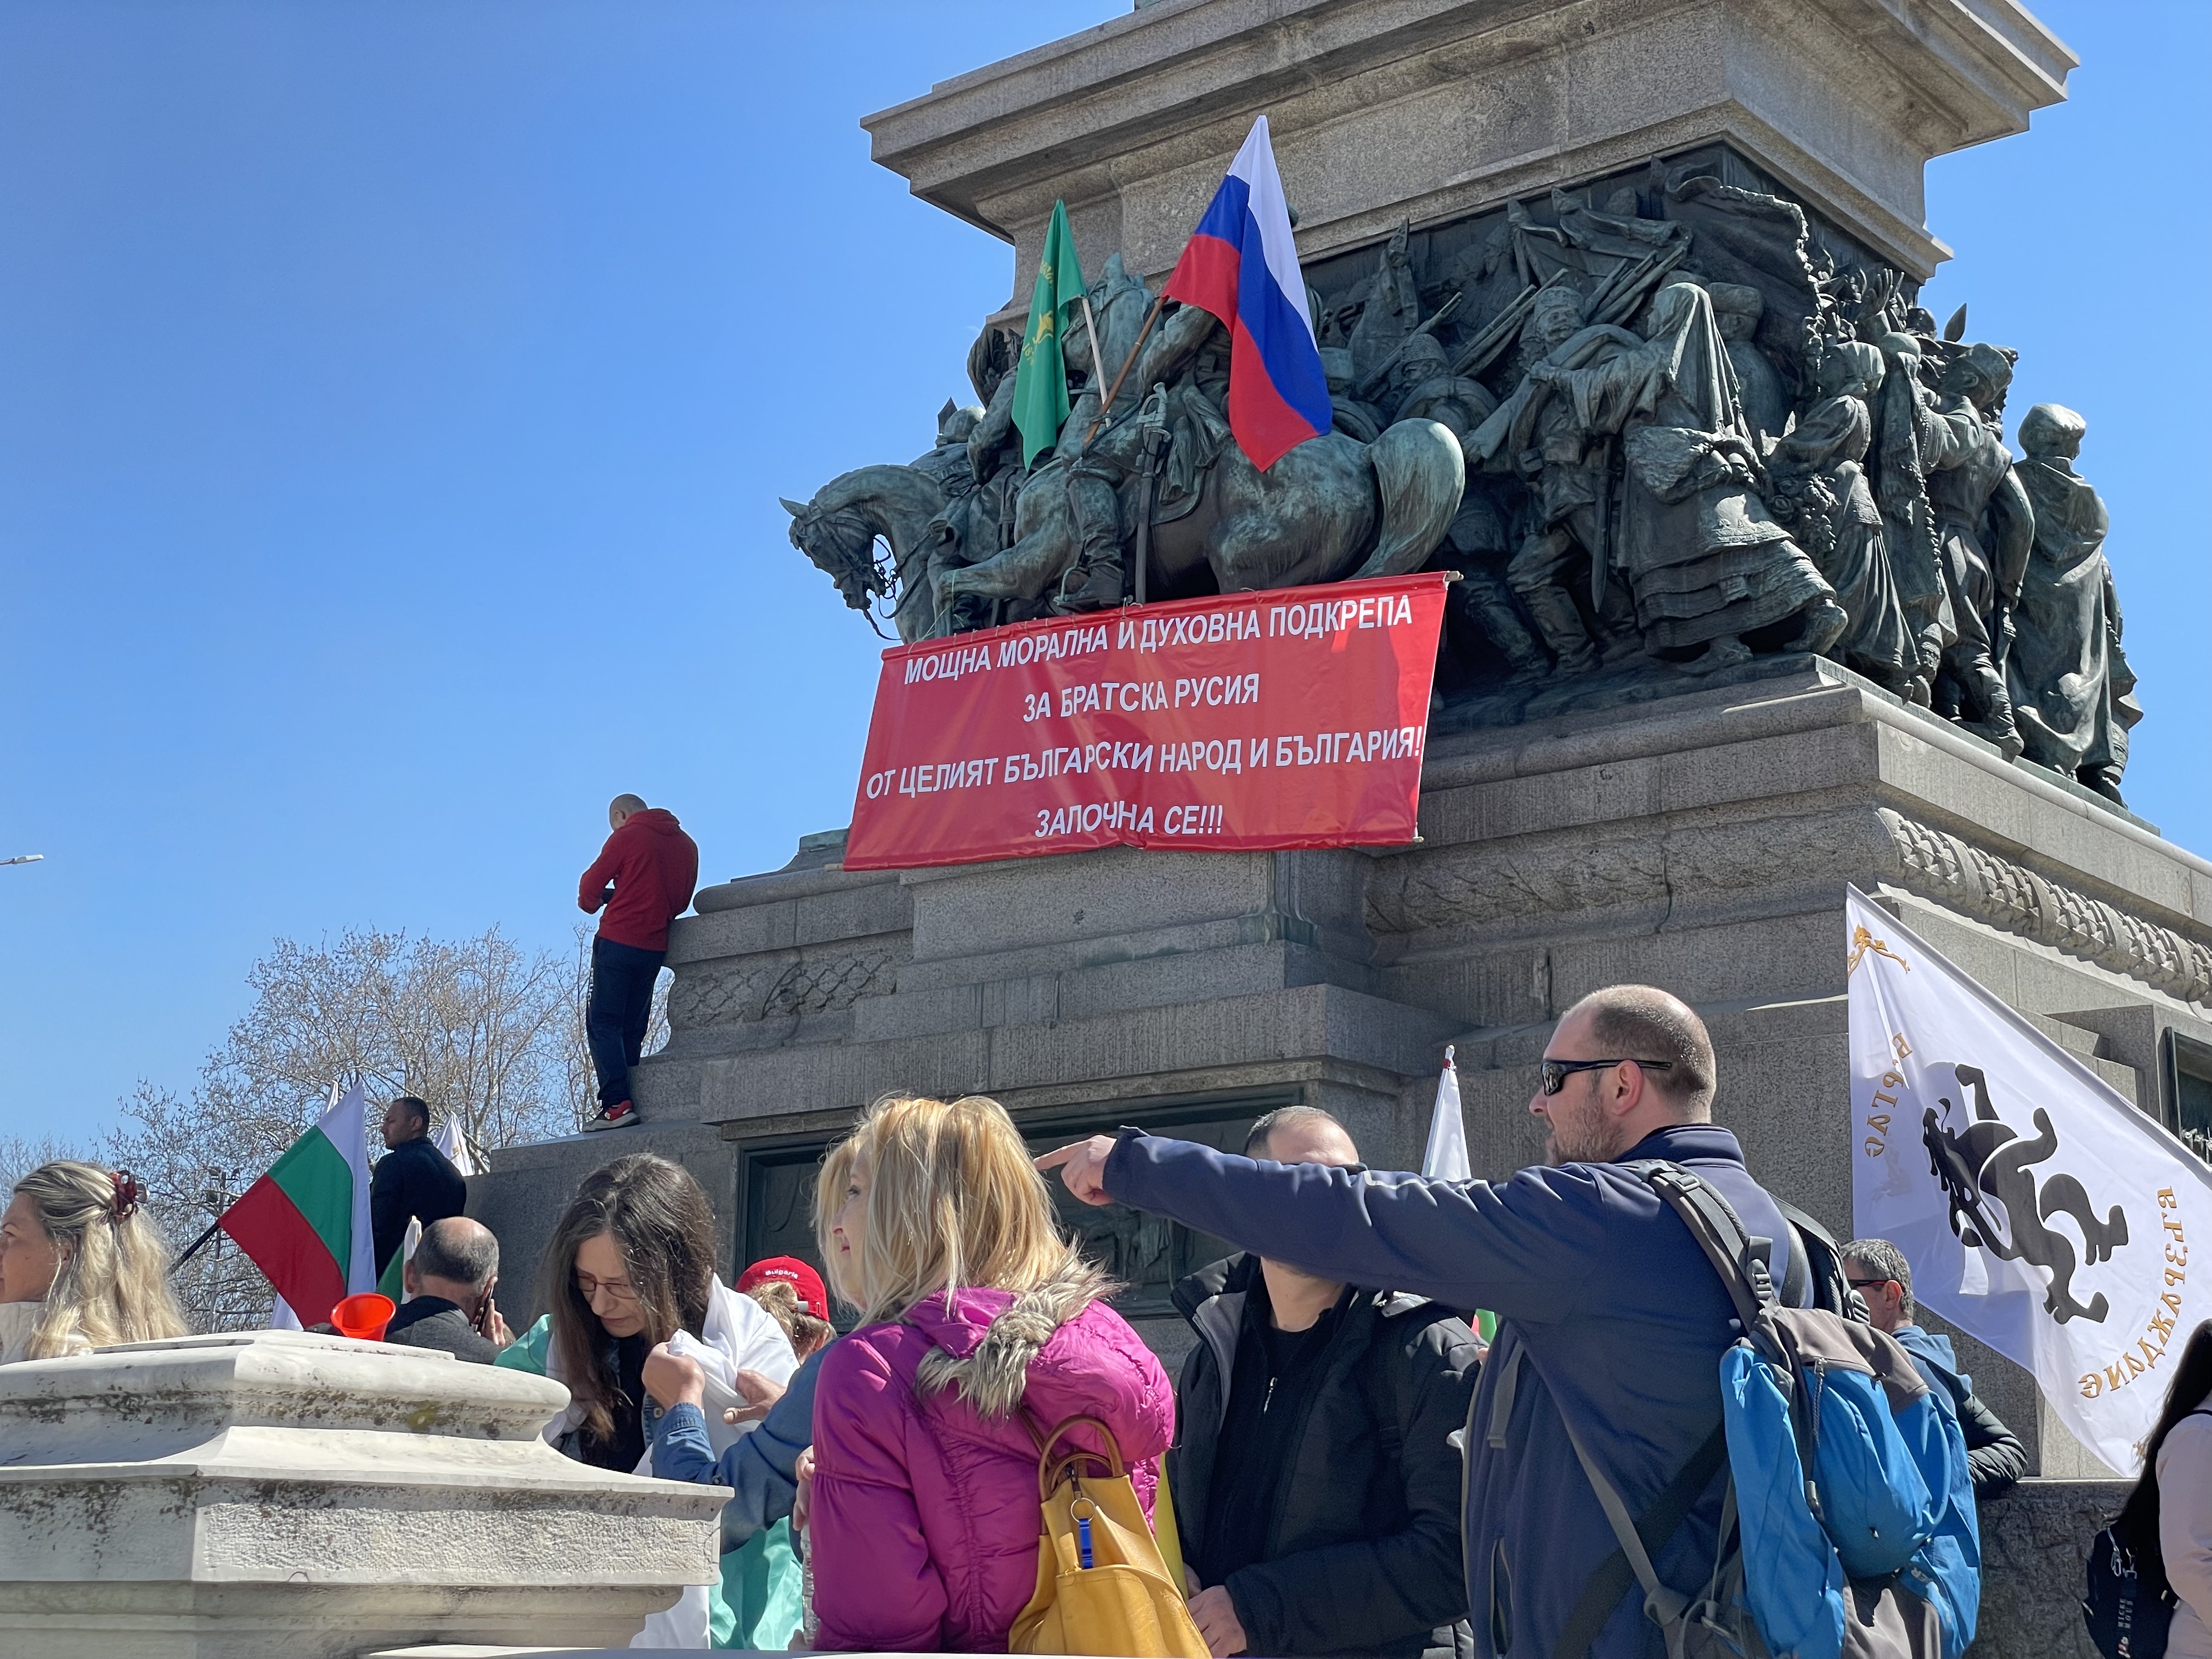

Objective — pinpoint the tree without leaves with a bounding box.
[73,925,665,1331]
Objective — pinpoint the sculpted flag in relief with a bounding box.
[1848,885,2211,1473]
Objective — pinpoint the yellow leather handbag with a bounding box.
[1009,1415,1209,1658]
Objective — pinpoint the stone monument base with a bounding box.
[0,1332,724,1659]
[470,656,2211,1646]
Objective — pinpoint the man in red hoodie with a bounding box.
[576,793,699,1131]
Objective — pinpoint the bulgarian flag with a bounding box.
[219,1084,376,1328]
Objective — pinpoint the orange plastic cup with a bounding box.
[331,1292,396,1341]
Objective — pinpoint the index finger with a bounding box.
[1032,1143,1085,1171]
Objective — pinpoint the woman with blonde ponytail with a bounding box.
[0,1161,189,1362]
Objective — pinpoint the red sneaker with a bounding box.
[583,1100,639,1132]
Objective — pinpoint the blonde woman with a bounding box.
[806,1094,1173,1653]
[0,1161,188,1362]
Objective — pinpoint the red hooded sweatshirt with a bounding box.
[578,808,699,952]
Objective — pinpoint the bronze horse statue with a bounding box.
[785,415,1463,640]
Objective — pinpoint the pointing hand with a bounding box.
[1034,1136,1118,1207]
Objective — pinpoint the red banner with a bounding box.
[843,574,1447,871]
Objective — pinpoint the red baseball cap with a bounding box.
[738,1256,829,1322]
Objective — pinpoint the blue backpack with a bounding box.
[1553,1164,1979,1659]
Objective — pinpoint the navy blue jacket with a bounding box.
[1105,1124,1801,1659]
[652,1343,825,1552]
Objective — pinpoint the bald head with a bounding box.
[1567,985,1716,1119]
[609,793,648,829]
[410,1216,499,1298]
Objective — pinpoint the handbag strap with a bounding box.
[1033,1413,1128,1499]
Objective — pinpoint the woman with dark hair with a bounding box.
[503,1152,795,1470]
[496,1153,795,1648]
[2115,1321,2212,1658]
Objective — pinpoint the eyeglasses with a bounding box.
[574,1270,639,1306]
[1539,1057,1673,1095]
[1847,1278,1899,1292]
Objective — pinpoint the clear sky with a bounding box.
[1,0,2203,1141]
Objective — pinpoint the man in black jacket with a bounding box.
[1172,1106,1482,1659]
[384,1217,511,1363]
[369,1096,467,1290]
[1844,1237,2028,1498]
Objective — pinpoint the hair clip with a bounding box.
[110,1170,142,1221]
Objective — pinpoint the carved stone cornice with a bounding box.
[1880,808,2212,1006]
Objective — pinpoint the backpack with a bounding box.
[2079,1411,2211,1659]
[1009,1414,1209,1658]
[2082,1520,2174,1659]
[1550,1162,1977,1659]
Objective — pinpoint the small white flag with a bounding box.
[1424,1046,1471,1181]
[1847,885,2212,1475]
[398,1116,479,1296]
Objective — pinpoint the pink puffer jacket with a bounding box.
[810,1264,1174,1652]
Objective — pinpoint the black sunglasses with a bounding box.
[1539,1057,1674,1096]
[1847,1277,1899,1291]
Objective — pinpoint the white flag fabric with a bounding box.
[397,1117,479,1296]
[1847,885,2212,1474]
[1424,1046,1471,1181]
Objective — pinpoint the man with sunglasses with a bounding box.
[1843,1237,2025,1499]
[1040,984,1810,1659]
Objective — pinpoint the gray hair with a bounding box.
[1842,1238,1915,1322]
[414,1217,499,1291]
[1244,1105,1348,1159]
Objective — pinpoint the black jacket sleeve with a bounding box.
[1224,1315,1481,1655]
[369,1148,407,1279]
[1956,1384,2027,1498]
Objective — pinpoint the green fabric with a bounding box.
[1476,1309,1498,1342]
[716,1520,804,1650]
[266,1126,354,1277]
[377,1248,404,1301]
[1011,199,1087,466]
[493,1313,551,1374]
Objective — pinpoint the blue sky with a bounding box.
[1,0,2202,1140]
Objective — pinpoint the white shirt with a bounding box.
[2158,1412,2212,1659]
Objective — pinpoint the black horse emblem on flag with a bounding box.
[1922,1063,2130,1324]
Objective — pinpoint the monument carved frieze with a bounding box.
[786,140,2141,805]
[1878,808,2212,1006]
[1364,809,1887,939]
[667,949,902,1031]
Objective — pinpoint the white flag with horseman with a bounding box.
[1847,884,2212,1474]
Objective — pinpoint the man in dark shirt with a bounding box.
[576,793,700,1133]
[369,1096,467,1292]
[1844,1237,2028,1499]
[384,1216,511,1364]
[1173,1107,1481,1659]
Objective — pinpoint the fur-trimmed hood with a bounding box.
[904,1256,1130,1421]
[808,1257,1174,1652]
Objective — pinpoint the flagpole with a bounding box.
[172,1217,223,1270]
[1084,291,1167,450]
[177,1077,344,1276]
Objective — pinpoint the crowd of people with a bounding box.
[5,980,2211,1656]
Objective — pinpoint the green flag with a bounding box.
[1011,200,1087,467]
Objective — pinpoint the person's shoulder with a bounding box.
[818,1321,912,1388]
[2162,1409,2212,1468]
[1374,1296,1482,1365]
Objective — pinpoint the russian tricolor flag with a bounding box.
[1164,116,1333,471]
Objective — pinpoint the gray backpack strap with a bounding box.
[1623,1159,1781,1341]
[1486,1340,1524,1450]
[1556,1400,1691,1633]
